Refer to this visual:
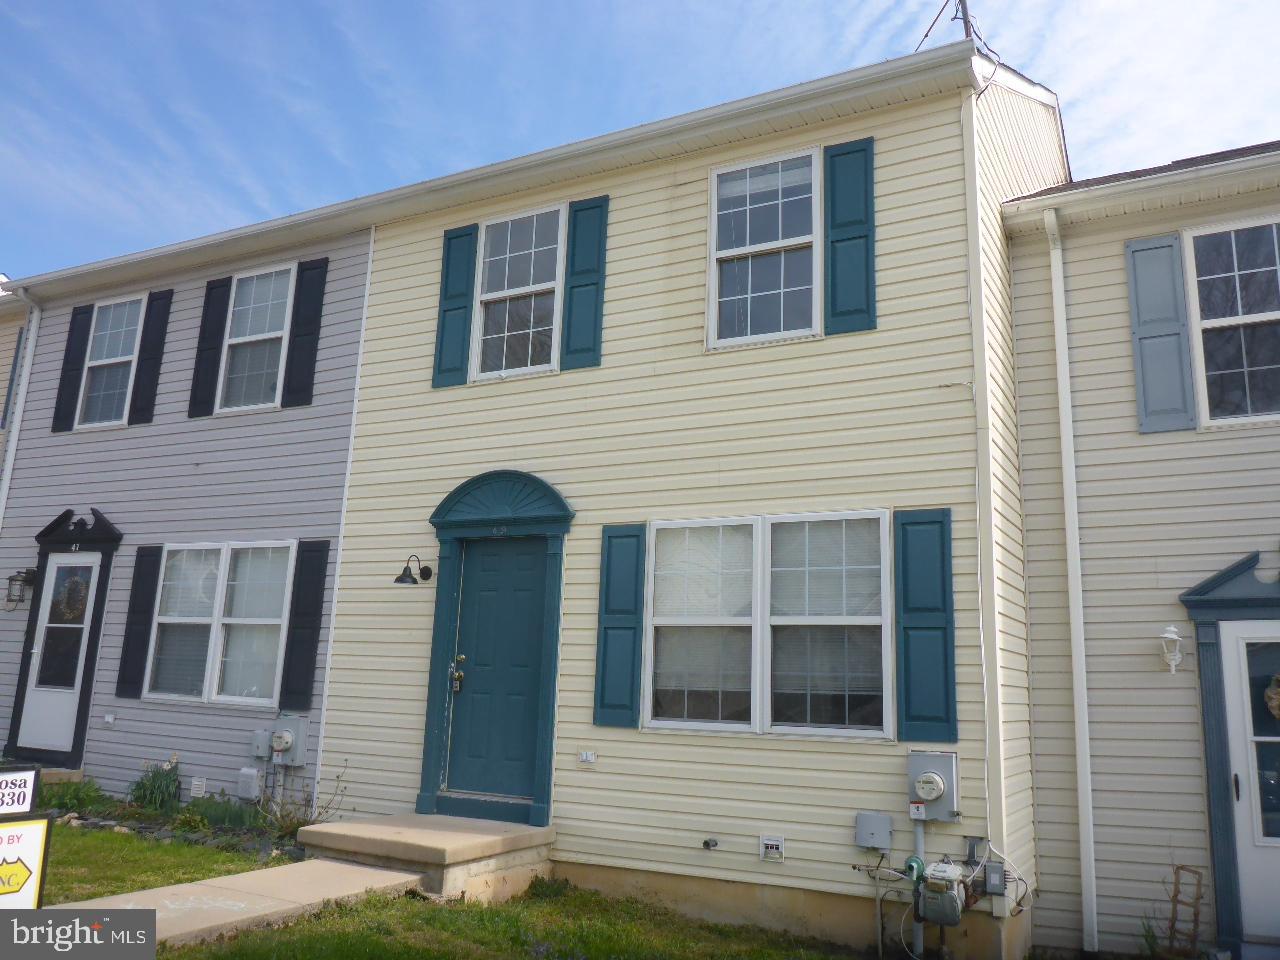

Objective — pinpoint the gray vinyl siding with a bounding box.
[0,230,367,801]
[1013,186,1280,951]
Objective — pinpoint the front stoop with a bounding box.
[298,813,555,904]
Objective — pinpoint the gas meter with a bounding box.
[918,861,965,927]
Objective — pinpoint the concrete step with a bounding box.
[299,813,554,903]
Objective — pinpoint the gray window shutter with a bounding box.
[1125,234,1197,432]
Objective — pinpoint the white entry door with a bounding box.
[1221,621,1280,952]
[16,553,102,755]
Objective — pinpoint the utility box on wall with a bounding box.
[907,750,961,822]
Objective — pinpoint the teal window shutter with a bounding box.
[593,523,646,727]
[432,224,478,388]
[561,195,610,370]
[894,508,956,742]
[824,137,875,335]
[1125,234,1197,432]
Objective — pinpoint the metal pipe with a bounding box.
[913,820,926,956]
[1043,207,1100,953]
[0,287,41,538]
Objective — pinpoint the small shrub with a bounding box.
[172,810,209,833]
[128,755,182,813]
[186,793,260,829]
[38,777,113,814]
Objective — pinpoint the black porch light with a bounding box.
[394,555,433,585]
[6,568,36,605]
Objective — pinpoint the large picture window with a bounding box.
[77,295,145,427]
[709,150,820,348]
[472,206,566,379]
[218,265,295,411]
[644,510,891,736]
[144,541,296,705]
[1187,218,1280,422]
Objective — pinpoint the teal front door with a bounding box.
[444,537,548,803]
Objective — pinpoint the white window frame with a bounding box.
[74,291,148,430]
[141,540,297,708]
[640,510,893,739]
[214,262,297,414]
[468,202,569,383]
[1182,211,1280,428]
[705,147,823,352]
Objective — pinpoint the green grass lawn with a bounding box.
[43,825,263,905]
[163,880,869,960]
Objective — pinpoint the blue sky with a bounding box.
[2,0,1277,279]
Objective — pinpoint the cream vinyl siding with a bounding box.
[972,83,1069,896]
[320,93,997,898]
[1012,186,1280,951]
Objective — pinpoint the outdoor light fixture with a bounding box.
[1159,624,1184,674]
[6,568,35,605]
[394,555,433,585]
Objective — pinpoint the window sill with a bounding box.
[1196,412,1280,432]
[641,722,894,744]
[212,401,284,418]
[469,365,559,386]
[71,419,131,434]
[705,329,822,354]
[138,693,280,712]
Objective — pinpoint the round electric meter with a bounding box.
[914,770,946,802]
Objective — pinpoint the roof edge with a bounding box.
[6,40,987,300]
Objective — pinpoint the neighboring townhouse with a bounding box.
[293,41,1065,957]
[1006,141,1280,957]
[0,230,370,805]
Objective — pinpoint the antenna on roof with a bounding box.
[957,0,974,38]
[915,0,975,53]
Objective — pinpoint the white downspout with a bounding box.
[0,287,42,537]
[1043,208,1099,954]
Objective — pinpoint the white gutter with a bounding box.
[311,225,375,816]
[0,287,42,538]
[1005,149,1280,231]
[1043,207,1099,953]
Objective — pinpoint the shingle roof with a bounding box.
[1014,139,1280,201]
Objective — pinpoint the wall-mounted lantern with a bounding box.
[6,568,36,605]
[1159,624,1184,674]
[394,555,433,585]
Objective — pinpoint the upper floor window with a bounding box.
[78,295,144,427]
[473,207,565,379]
[219,265,295,411]
[645,510,891,737]
[1190,219,1280,421]
[709,151,820,348]
[145,541,296,705]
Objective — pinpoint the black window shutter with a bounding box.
[560,195,610,370]
[2,322,27,430]
[824,137,876,335]
[281,257,330,408]
[593,524,646,727]
[188,277,233,418]
[52,304,94,432]
[279,539,331,711]
[116,545,164,699]
[894,508,957,742]
[127,289,174,425]
[432,224,478,388]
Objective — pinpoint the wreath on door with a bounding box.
[1266,673,1280,721]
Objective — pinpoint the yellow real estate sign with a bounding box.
[0,817,49,910]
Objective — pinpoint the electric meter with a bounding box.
[913,770,946,802]
[270,729,295,752]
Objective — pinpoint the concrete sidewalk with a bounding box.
[64,858,429,945]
